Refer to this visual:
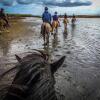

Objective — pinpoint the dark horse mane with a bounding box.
[0,50,65,100]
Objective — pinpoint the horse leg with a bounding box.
[47,33,49,44]
[52,26,54,35]
[54,32,56,40]
[65,24,67,30]
[43,34,46,44]
[45,33,49,45]
[43,25,46,45]
[0,22,4,31]
[56,27,58,33]
[52,22,55,34]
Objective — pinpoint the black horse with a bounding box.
[1,50,65,100]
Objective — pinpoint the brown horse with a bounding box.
[63,18,69,30]
[0,50,65,100]
[0,18,9,32]
[0,19,5,31]
[41,22,52,45]
[52,21,59,34]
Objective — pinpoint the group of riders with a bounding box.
[42,7,76,30]
[41,7,76,44]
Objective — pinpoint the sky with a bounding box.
[0,0,100,15]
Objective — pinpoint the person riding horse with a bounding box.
[71,14,76,25]
[42,7,52,27]
[63,14,69,30]
[0,8,9,29]
[41,7,52,45]
[52,12,60,33]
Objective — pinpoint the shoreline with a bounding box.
[7,14,100,18]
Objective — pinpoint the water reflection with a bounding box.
[42,33,59,62]
[43,42,52,62]
[43,43,49,53]
[52,33,58,49]
[63,28,68,40]
[71,23,76,37]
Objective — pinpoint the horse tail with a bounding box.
[43,24,46,34]
[41,24,46,35]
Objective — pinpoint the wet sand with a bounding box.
[0,17,100,100]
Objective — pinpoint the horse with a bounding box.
[71,18,76,26]
[41,22,52,45]
[63,18,69,30]
[0,19,5,31]
[0,18,9,32]
[52,21,59,34]
[0,50,65,100]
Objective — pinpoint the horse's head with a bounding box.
[15,50,65,74]
[4,50,65,100]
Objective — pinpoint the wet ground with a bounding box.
[0,17,100,100]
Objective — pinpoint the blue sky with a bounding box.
[0,0,100,15]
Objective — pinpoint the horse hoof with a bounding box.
[51,33,53,35]
[45,43,48,45]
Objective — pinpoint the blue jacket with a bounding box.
[53,15,58,21]
[42,11,51,23]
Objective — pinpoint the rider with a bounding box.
[63,13,69,23]
[41,7,52,44]
[42,7,52,25]
[0,8,9,26]
[52,11,60,26]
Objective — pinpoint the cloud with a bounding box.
[17,0,34,4]
[42,0,92,7]
[0,0,92,7]
[0,0,15,6]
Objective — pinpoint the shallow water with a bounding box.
[0,17,100,100]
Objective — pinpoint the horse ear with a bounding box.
[15,54,22,63]
[50,56,66,74]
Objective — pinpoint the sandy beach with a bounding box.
[0,17,100,100]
